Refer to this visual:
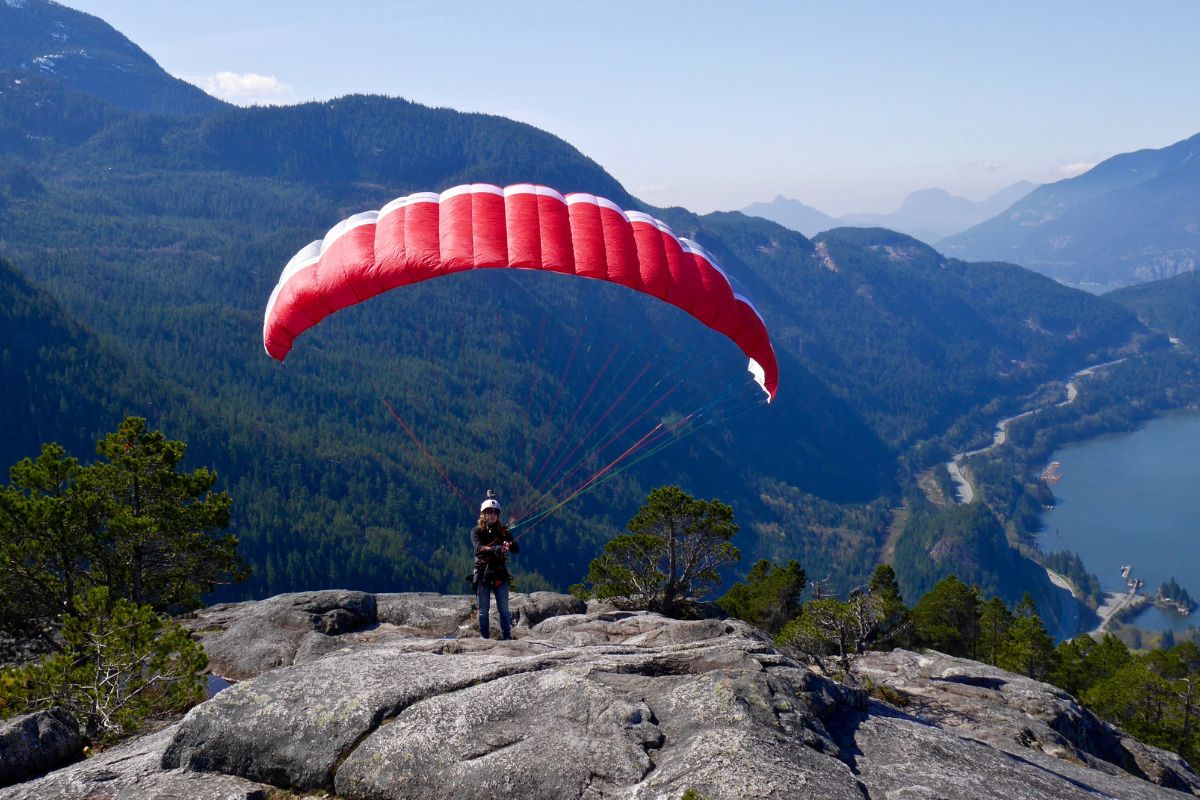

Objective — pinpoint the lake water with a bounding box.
[1041,411,1200,632]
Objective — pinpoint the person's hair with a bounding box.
[476,513,508,535]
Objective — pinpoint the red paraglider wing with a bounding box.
[263,183,778,401]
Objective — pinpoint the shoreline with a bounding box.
[1090,590,1148,636]
[944,359,1126,506]
[1043,409,1200,637]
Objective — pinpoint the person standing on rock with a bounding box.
[472,492,519,640]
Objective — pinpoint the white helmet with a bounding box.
[480,498,501,513]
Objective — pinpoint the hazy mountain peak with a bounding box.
[941,132,1200,287]
[743,182,1037,245]
[740,194,840,237]
[893,188,975,216]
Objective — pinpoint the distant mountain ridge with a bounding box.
[739,195,840,238]
[0,0,223,114]
[941,132,1200,287]
[742,182,1035,241]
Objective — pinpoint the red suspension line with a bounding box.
[513,385,678,524]
[532,360,654,504]
[380,396,472,510]
[526,340,622,493]
[514,414,691,537]
[512,323,586,516]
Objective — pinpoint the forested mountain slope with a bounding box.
[941,132,1200,287]
[1107,270,1200,347]
[0,0,222,115]
[0,3,1155,609]
[0,253,148,467]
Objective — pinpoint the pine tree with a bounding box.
[998,612,1058,681]
[84,417,247,611]
[0,443,100,655]
[1084,660,1176,752]
[0,587,206,742]
[0,418,249,656]
[777,597,858,674]
[911,575,981,658]
[718,559,806,635]
[978,596,1014,666]
[578,486,739,617]
[867,563,911,648]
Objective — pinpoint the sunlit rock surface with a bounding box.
[3,591,1197,799]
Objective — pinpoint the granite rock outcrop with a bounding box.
[2,591,1196,799]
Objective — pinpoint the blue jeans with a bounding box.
[476,580,511,639]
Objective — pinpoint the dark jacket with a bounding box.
[472,522,519,586]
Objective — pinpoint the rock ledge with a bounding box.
[3,590,1197,800]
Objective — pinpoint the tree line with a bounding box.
[0,418,247,743]
[3,430,1197,773]
[573,487,1199,770]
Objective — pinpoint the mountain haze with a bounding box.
[841,183,1036,242]
[742,182,1035,241]
[738,195,840,237]
[941,132,1200,287]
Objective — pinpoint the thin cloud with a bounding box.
[1056,161,1097,178]
[961,160,1004,173]
[189,71,294,104]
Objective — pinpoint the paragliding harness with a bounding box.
[467,559,505,590]
[469,538,513,590]
[469,565,507,591]
[469,523,516,590]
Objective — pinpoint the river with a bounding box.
[1041,411,1200,632]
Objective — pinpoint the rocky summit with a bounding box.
[3,590,1198,799]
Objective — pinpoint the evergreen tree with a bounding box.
[0,418,248,656]
[1052,633,1131,699]
[718,559,805,635]
[577,486,739,617]
[778,597,861,674]
[1052,635,1097,698]
[778,588,888,673]
[0,587,206,742]
[867,563,911,648]
[911,575,981,658]
[1083,660,1177,752]
[998,612,1058,681]
[977,596,1014,666]
[85,417,247,611]
[1146,641,1200,763]
[0,443,101,655]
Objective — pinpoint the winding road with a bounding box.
[945,359,1126,504]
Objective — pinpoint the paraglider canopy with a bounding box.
[263,183,778,401]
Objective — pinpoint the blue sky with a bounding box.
[66,1,1200,216]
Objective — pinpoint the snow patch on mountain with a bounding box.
[32,54,62,74]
